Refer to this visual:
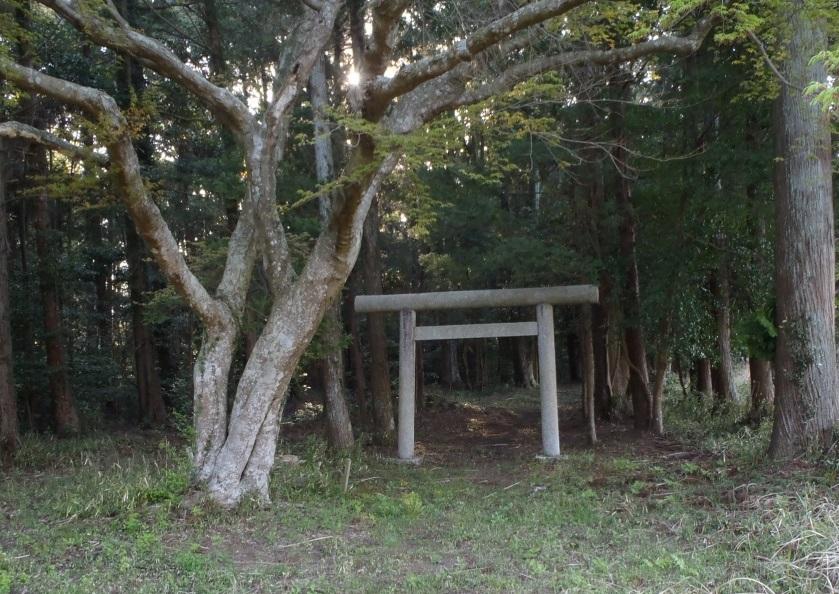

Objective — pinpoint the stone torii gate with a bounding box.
[355,285,599,461]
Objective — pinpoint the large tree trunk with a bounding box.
[361,198,396,444]
[769,3,838,458]
[33,184,79,436]
[0,140,18,465]
[311,56,353,451]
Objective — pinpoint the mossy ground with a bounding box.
[2,386,837,593]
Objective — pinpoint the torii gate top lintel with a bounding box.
[354,284,598,313]
[355,285,599,462]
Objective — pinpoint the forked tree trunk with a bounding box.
[617,179,652,429]
[769,3,838,458]
[33,184,79,436]
[613,97,652,429]
[0,141,18,465]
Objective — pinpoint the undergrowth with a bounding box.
[0,387,837,593]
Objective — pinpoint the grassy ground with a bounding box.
[2,386,838,593]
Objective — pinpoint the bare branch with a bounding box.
[38,0,254,138]
[366,0,588,106]
[0,122,109,164]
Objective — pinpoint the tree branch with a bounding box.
[0,122,109,165]
[38,0,254,139]
[366,0,588,105]
[746,29,801,91]
[387,12,721,129]
[263,1,340,158]
[0,58,228,328]
[364,0,411,75]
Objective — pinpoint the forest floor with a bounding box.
[2,385,838,593]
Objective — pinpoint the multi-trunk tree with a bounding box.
[0,0,720,506]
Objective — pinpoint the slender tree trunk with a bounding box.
[90,214,112,353]
[415,342,425,409]
[126,220,167,426]
[442,340,463,390]
[345,273,369,424]
[580,306,597,444]
[311,56,353,450]
[587,152,613,420]
[710,267,737,404]
[0,141,18,465]
[33,184,79,436]
[516,336,538,388]
[361,198,395,444]
[116,35,168,427]
[650,347,669,435]
[566,331,581,382]
[592,281,613,420]
[748,357,774,425]
[696,358,713,399]
[769,3,838,458]
[610,339,630,400]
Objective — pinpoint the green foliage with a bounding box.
[736,308,778,359]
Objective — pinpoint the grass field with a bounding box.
[1,386,838,593]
